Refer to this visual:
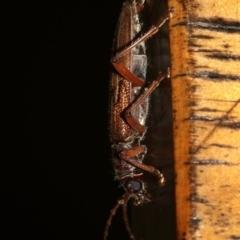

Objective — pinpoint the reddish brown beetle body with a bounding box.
[105,1,174,239]
[109,1,147,142]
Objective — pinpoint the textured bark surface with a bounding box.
[169,0,240,239]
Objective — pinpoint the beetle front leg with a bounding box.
[119,146,165,185]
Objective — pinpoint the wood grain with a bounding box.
[169,0,240,239]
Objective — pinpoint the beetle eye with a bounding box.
[126,179,142,193]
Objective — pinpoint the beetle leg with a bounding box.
[120,145,147,157]
[124,69,170,133]
[119,146,165,185]
[136,0,145,13]
[112,61,145,87]
[113,8,174,61]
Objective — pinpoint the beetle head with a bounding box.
[124,178,151,205]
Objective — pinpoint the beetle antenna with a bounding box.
[104,193,136,240]
[103,196,125,240]
[122,194,136,240]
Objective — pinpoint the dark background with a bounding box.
[2,0,176,239]
[2,0,128,239]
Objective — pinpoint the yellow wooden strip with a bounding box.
[169,0,240,239]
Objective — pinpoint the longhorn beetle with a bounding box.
[105,1,174,239]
